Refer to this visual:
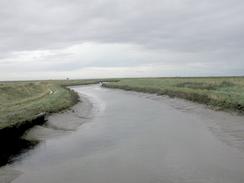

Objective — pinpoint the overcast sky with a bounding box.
[0,0,244,80]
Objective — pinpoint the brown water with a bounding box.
[1,85,244,183]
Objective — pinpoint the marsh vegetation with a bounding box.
[103,77,244,113]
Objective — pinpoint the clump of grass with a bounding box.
[102,77,244,113]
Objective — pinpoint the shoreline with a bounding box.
[0,86,79,166]
[0,86,79,138]
[0,79,115,135]
[0,86,95,167]
[102,81,244,114]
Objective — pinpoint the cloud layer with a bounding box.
[0,0,244,80]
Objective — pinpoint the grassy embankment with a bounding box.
[0,79,111,130]
[0,79,118,166]
[102,77,244,113]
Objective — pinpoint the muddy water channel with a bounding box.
[1,85,244,183]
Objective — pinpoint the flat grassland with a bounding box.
[103,77,244,113]
[0,79,109,129]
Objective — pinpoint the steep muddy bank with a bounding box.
[0,114,46,166]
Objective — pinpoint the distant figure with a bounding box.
[66,78,70,80]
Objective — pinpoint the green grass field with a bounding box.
[0,79,113,129]
[102,77,244,113]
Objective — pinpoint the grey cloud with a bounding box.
[0,0,243,51]
[0,0,244,79]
